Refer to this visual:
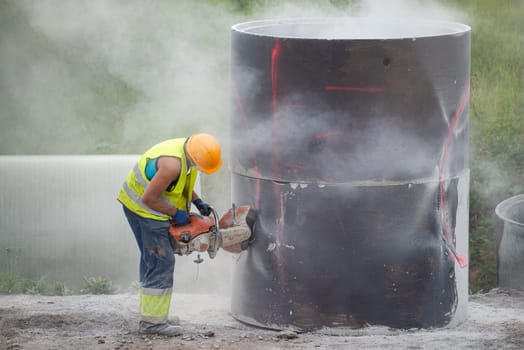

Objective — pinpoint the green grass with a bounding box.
[0,247,117,295]
[0,248,67,295]
[79,276,118,295]
[0,271,118,296]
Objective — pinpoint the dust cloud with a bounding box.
[254,0,465,27]
[1,0,239,154]
[0,0,472,309]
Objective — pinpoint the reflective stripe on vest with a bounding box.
[117,138,197,220]
[140,287,173,324]
[121,181,169,219]
[132,165,172,206]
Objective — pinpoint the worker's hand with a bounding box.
[172,209,190,225]
[193,198,211,216]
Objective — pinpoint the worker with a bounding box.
[117,133,222,336]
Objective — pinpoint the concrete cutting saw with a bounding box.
[168,204,256,260]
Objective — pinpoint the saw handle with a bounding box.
[194,198,212,216]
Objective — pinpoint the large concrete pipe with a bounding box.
[229,18,470,330]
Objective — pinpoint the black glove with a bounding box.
[172,209,190,225]
[193,198,211,216]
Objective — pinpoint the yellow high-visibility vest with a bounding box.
[117,138,198,220]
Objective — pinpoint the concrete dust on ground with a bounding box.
[1,288,524,350]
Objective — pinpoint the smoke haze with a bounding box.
[0,0,472,295]
[0,0,466,155]
[1,0,239,154]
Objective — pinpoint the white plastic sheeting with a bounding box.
[0,155,232,293]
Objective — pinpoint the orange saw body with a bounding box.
[168,205,256,259]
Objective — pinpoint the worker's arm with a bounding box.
[191,191,201,202]
[141,156,181,217]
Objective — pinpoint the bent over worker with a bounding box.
[117,133,222,336]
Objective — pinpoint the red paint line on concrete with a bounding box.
[284,162,307,170]
[271,39,282,180]
[315,130,345,141]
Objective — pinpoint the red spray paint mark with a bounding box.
[271,39,282,180]
[438,82,470,268]
[325,85,384,93]
[453,250,469,268]
[270,38,287,285]
[439,83,470,177]
[315,130,345,141]
[231,78,261,208]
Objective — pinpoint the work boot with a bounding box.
[168,315,181,325]
[138,321,182,337]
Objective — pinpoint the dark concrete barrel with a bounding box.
[229,18,470,330]
[495,194,524,290]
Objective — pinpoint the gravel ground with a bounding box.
[1,288,523,350]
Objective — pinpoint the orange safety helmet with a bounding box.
[186,133,223,174]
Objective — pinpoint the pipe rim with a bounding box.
[495,194,524,227]
[232,17,471,40]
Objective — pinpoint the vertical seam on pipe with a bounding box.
[439,81,470,267]
[271,38,286,287]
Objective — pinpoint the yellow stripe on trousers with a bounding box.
[140,287,173,324]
